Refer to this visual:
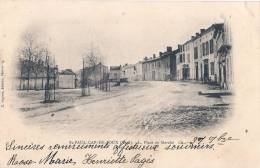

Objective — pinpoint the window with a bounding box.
[158,62,161,68]
[210,62,214,75]
[200,44,203,58]
[183,54,185,63]
[210,39,214,53]
[206,41,209,55]
[202,43,205,56]
[194,47,198,59]
[180,54,183,63]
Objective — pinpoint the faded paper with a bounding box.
[0,1,260,168]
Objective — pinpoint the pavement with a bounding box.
[16,81,232,136]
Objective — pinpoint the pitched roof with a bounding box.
[59,69,76,75]
[110,66,121,70]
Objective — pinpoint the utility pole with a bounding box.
[27,50,31,92]
[82,58,85,96]
[53,56,57,101]
[44,49,50,103]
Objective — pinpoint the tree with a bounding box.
[42,48,56,103]
[31,47,45,90]
[18,32,39,91]
[81,54,95,96]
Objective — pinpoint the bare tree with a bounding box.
[42,48,56,102]
[81,53,95,96]
[18,32,39,91]
[80,44,108,95]
[31,47,45,90]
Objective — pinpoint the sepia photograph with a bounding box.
[10,3,234,136]
[0,1,260,168]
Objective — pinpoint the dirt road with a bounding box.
[18,81,231,136]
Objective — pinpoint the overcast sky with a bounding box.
[2,1,236,71]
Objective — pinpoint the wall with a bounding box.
[59,75,75,89]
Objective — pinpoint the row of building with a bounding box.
[111,21,233,90]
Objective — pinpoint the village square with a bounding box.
[14,20,233,135]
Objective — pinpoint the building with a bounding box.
[79,63,109,87]
[109,66,121,82]
[58,69,77,89]
[121,64,136,81]
[17,64,58,90]
[216,19,233,90]
[176,23,224,84]
[142,46,178,81]
[194,24,224,83]
[176,40,194,80]
[121,62,143,81]
[135,62,143,81]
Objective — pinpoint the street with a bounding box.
[17,81,232,136]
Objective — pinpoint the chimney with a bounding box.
[196,33,200,37]
[166,46,172,52]
[153,54,156,58]
[191,36,195,39]
[200,29,205,33]
[159,52,163,57]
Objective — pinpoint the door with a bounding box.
[152,71,155,80]
[195,62,198,80]
[203,59,209,82]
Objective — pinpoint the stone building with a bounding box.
[216,19,233,90]
[121,64,136,81]
[109,65,121,82]
[134,62,143,81]
[121,62,143,81]
[79,63,109,87]
[142,46,178,81]
[176,39,194,80]
[193,24,224,83]
[58,69,77,89]
[176,23,224,84]
[17,65,58,90]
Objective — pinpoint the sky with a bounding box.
[1,1,236,72]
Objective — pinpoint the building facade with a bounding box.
[109,66,121,82]
[142,47,178,81]
[176,23,225,84]
[79,63,109,87]
[121,64,136,81]
[176,40,194,80]
[17,66,58,90]
[58,69,77,89]
[121,62,143,81]
[216,19,233,90]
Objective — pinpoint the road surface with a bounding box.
[17,81,232,136]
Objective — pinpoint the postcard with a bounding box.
[0,1,259,168]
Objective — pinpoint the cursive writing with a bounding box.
[82,153,127,165]
[7,154,36,166]
[38,151,76,165]
[6,140,45,151]
[113,140,159,156]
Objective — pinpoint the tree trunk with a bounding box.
[20,69,22,90]
[34,74,37,90]
[27,68,30,92]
